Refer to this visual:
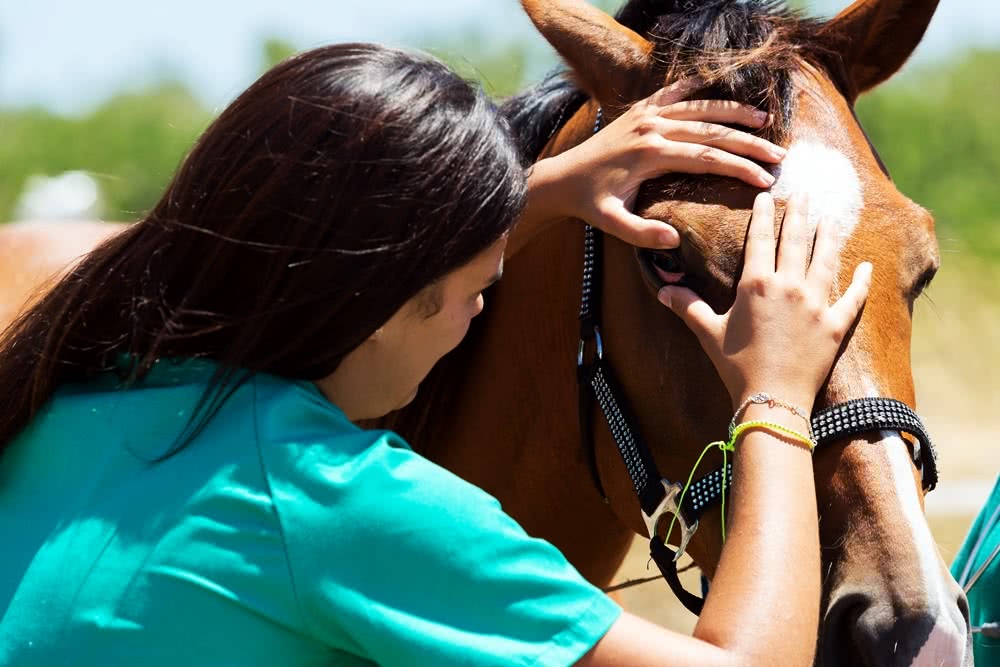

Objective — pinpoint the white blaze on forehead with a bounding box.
[769,141,863,240]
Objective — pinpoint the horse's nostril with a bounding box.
[822,593,944,667]
[822,592,869,666]
[956,589,971,630]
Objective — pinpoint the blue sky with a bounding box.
[2,0,998,115]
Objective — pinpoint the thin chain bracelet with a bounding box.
[730,392,812,439]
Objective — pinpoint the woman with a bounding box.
[952,473,1000,664]
[0,44,870,666]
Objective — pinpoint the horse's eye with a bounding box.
[910,267,937,299]
[650,250,683,275]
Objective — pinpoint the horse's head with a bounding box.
[524,0,970,663]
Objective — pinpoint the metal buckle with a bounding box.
[642,479,699,562]
[576,325,604,366]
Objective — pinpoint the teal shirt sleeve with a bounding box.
[951,475,1000,663]
[0,362,617,667]
[257,395,621,666]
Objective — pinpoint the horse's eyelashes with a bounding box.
[910,267,937,299]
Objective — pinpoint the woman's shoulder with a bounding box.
[246,373,620,666]
[250,371,412,463]
[249,371,458,514]
[249,371,507,536]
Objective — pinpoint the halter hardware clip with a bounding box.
[642,479,699,562]
[576,325,604,367]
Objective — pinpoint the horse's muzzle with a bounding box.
[819,584,972,666]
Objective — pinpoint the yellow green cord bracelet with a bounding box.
[665,419,816,547]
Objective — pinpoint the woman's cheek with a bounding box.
[449,310,475,349]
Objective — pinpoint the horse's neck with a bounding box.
[371,106,637,585]
[419,217,635,584]
[0,221,126,330]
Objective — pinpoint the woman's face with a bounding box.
[316,236,507,421]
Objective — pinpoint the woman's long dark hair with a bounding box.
[0,43,525,455]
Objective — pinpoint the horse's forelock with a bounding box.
[646,0,827,140]
[626,0,834,200]
[503,1,833,163]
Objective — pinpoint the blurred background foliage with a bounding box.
[856,49,1000,260]
[0,82,211,222]
[1,12,998,260]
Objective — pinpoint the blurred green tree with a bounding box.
[0,31,996,262]
[0,81,210,222]
[262,38,299,71]
[427,32,537,98]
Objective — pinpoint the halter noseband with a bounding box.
[576,107,938,615]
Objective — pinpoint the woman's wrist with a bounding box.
[508,155,581,259]
[737,402,814,440]
[726,387,816,444]
[525,154,579,222]
[730,384,814,414]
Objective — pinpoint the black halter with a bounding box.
[576,107,939,616]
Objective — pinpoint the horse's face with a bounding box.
[525,0,970,664]
[635,62,961,663]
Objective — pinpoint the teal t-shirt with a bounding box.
[0,359,620,666]
[951,475,1000,665]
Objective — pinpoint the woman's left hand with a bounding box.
[535,79,786,249]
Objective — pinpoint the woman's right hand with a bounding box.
[657,192,872,411]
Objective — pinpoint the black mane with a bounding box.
[499,72,587,166]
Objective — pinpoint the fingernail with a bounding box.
[770,145,786,159]
[759,171,776,187]
[658,288,672,307]
[658,226,680,248]
[753,109,768,124]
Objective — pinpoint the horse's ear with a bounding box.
[818,0,939,102]
[521,0,655,107]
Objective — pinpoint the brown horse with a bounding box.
[0,0,970,664]
[0,221,124,328]
[377,0,970,664]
